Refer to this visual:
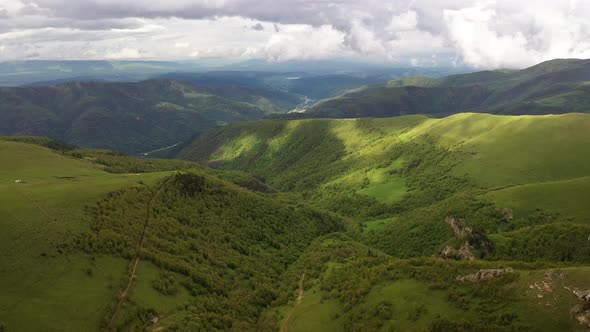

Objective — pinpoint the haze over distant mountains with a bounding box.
[1,58,589,155]
[301,58,590,118]
[0,60,471,154]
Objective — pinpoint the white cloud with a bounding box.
[386,11,418,32]
[105,47,142,59]
[443,0,590,68]
[0,0,588,67]
[260,24,346,61]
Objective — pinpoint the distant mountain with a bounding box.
[0,59,472,87]
[0,60,207,86]
[303,58,590,118]
[0,79,296,154]
[158,66,473,101]
[0,64,475,154]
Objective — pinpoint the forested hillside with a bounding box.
[0,79,300,154]
[175,112,590,331]
[178,113,590,262]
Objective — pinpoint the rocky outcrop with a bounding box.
[441,241,475,261]
[565,287,590,328]
[574,289,590,303]
[571,302,590,329]
[456,268,514,282]
[445,216,472,237]
[441,216,476,260]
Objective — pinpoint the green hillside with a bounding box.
[304,59,590,118]
[262,235,590,332]
[0,139,176,331]
[2,111,590,331]
[178,113,590,258]
[0,138,343,331]
[173,112,590,330]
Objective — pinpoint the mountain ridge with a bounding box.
[302,58,590,118]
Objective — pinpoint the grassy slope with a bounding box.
[0,139,343,331]
[404,113,590,186]
[0,140,175,331]
[180,112,590,224]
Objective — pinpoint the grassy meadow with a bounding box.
[0,140,176,331]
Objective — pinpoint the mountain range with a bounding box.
[1,59,590,331]
[301,58,590,118]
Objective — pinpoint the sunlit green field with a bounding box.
[0,141,172,331]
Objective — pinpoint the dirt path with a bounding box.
[280,271,305,332]
[297,272,305,303]
[108,178,171,328]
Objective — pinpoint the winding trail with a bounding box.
[108,177,172,328]
[280,271,305,332]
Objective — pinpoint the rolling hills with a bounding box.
[177,112,590,260]
[303,59,590,118]
[2,59,590,331]
[172,112,590,330]
[0,137,342,331]
[2,109,590,331]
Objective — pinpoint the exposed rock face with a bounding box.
[574,289,590,303]
[445,216,472,238]
[544,269,566,281]
[571,301,590,329]
[441,216,476,260]
[456,268,514,282]
[441,241,475,261]
[576,312,590,328]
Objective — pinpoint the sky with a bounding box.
[1,0,590,68]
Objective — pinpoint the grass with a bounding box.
[357,159,406,203]
[185,113,590,217]
[511,267,590,331]
[363,217,396,233]
[360,279,469,331]
[1,254,128,332]
[129,261,192,313]
[0,141,173,331]
[485,176,590,224]
[281,287,344,332]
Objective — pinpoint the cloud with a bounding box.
[105,47,142,59]
[0,0,587,67]
[386,11,418,32]
[443,0,590,68]
[250,23,264,31]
